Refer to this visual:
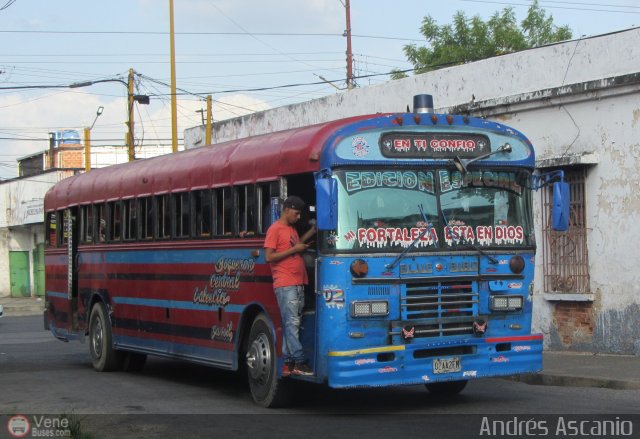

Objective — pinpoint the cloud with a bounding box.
[0,88,270,178]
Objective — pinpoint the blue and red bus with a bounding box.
[44,94,568,407]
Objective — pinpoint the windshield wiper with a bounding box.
[385,204,437,270]
[441,211,498,264]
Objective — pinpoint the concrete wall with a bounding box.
[0,171,68,297]
[186,29,640,147]
[185,28,640,354]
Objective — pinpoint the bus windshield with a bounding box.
[321,168,533,252]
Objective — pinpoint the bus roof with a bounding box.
[45,114,377,210]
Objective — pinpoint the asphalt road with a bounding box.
[1,315,639,438]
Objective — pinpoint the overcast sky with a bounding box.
[1,0,638,179]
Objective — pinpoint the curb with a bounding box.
[0,300,45,317]
[511,373,640,390]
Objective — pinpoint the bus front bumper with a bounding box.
[326,334,543,388]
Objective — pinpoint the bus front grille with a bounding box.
[394,280,478,339]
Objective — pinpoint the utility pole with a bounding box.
[127,68,135,162]
[344,0,355,90]
[169,0,178,153]
[206,95,212,145]
[48,133,55,170]
[84,127,91,171]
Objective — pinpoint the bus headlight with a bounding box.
[351,300,389,317]
[490,295,523,312]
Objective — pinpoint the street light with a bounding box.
[70,71,149,161]
[90,106,104,130]
[84,106,105,172]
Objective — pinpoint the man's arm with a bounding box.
[300,224,316,244]
[265,243,308,263]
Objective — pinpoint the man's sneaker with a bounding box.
[281,362,293,377]
[292,362,314,376]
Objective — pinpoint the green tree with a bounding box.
[391,0,572,79]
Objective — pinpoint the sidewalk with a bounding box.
[0,295,45,317]
[1,296,639,390]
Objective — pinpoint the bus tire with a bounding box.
[245,313,292,408]
[425,380,468,395]
[89,302,122,372]
[122,352,147,372]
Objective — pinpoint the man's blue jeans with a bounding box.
[275,285,305,363]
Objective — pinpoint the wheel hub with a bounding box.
[246,333,270,382]
[92,318,103,358]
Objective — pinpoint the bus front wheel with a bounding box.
[425,380,468,395]
[245,314,292,408]
[89,302,123,372]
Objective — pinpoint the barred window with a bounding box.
[174,192,191,238]
[541,167,590,293]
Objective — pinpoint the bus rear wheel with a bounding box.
[89,302,122,372]
[425,380,468,395]
[245,314,292,408]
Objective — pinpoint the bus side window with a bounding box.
[80,205,94,244]
[238,185,257,238]
[46,212,57,248]
[157,194,171,239]
[108,201,122,242]
[258,181,280,234]
[174,192,191,239]
[222,187,236,236]
[214,188,224,237]
[140,197,153,240]
[61,210,69,246]
[97,203,106,242]
[194,189,212,238]
[123,199,137,241]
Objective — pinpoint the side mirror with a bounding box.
[552,182,570,232]
[316,177,338,230]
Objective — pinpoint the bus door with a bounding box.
[65,208,80,330]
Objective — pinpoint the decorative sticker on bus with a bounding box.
[343,171,435,194]
[323,285,345,309]
[193,256,255,307]
[351,136,370,157]
[210,321,234,343]
[380,132,490,159]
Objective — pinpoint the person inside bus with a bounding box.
[264,195,316,377]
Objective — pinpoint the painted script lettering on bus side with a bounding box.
[211,321,234,343]
[193,256,255,307]
[344,171,435,194]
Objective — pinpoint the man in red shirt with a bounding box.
[264,196,316,376]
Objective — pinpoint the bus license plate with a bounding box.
[433,357,461,374]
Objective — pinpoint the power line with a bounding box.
[0,0,17,11]
[0,29,425,42]
[460,0,640,14]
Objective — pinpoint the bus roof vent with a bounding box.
[413,94,434,114]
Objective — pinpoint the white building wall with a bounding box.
[0,171,68,297]
[186,29,640,148]
[185,28,640,354]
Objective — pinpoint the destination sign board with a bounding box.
[380,132,491,159]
